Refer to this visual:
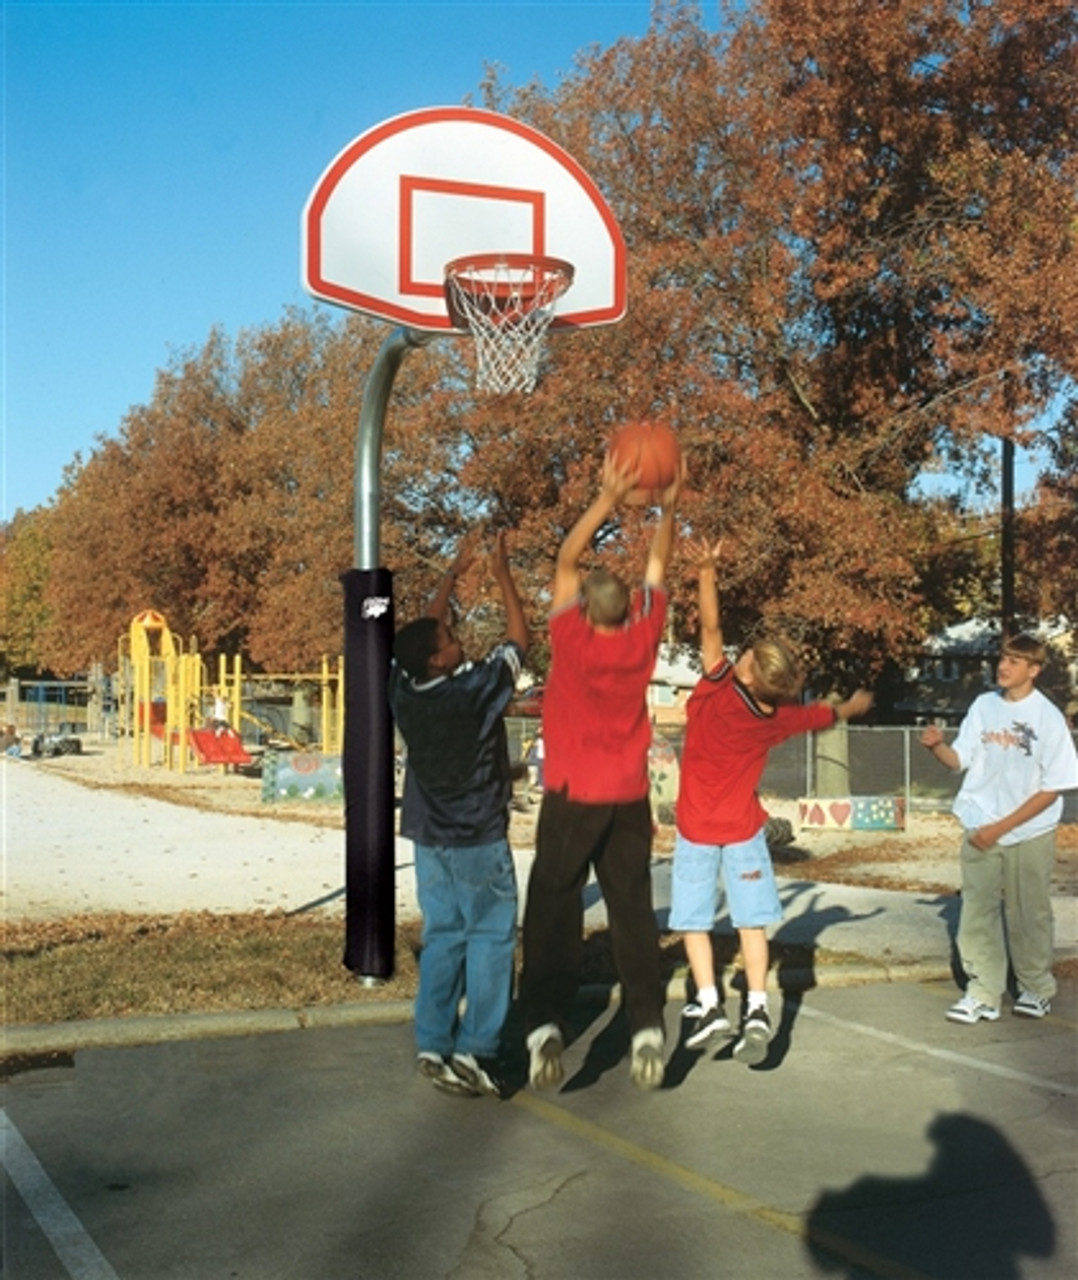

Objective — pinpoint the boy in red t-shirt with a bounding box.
[671,540,873,1064]
[521,454,680,1091]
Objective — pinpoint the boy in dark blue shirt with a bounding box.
[389,532,530,1098]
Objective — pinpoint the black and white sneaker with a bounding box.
[418,1052,478,1096]
[1013,990,1051,1019]
[449,1053,509,1099]
[946,994,1000,1024]
[414,1054,473,1095]
[684,1003,732,1049]
[733,1007,772,1065]
[416,1051,446,1080]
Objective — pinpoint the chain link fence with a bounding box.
[508,720,1078,824]
[758,726,957,813]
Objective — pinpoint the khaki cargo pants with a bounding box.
[957,828,1057,1008]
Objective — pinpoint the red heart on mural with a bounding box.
[829,801,852,826]
[809,803,825,825]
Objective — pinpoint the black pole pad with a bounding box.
[340,568,396,978]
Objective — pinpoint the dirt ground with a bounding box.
[29,738,1078,899]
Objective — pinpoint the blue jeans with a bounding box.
[414,840,518,1058]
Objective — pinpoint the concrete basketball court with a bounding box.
[3,760,1077,1278]
[4,981,1076,1279]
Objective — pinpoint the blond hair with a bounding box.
[748,637,804,704]
[583,569,630,628]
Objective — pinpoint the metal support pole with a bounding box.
[341,327,432,981]
[1001,436,1015,640]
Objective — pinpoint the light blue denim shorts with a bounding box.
[669,827,782,931]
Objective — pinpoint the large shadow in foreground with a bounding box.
[806,1112,1055,1279]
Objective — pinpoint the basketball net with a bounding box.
[444,254,575,394]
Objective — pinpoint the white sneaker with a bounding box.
[416,1051,446,1080]
[946,994,1000,1024]
[630,1027,665,1090]
[527,1024,564,1090]
[449,1053,508,1098]
[1013,990,1051,1018]
[417,1052,477,1096]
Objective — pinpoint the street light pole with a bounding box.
[1001,435,1015,640]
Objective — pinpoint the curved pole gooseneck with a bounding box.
[354,326,433,568]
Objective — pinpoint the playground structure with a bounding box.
[119,610,343,773]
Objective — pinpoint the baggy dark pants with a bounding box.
[521,789,664,1039]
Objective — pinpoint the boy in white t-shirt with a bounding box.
[922,633,1078,1023]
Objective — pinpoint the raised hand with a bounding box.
[658,455,687,510]
[488,529,511,580]
[600,451,643,505]
[687,537,725,574]
[448,528,482,579]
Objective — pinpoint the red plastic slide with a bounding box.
[187,729,253,767]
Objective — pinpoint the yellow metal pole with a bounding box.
[216,652,226,729]
[232,653,242,732]
[320,655,330,751]
[177,647,190,775]
[186,637,203,773]
[336,655,345,756]
[165,635,179,772]
[129,619,140,766]
[130,616,150,768]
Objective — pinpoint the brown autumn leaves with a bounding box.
[3,1,1075,693]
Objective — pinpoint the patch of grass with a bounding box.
[10,907,1073,1033]
[3,911,422,1026]
[2,913,768,1029]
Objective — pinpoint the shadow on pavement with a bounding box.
[806,1112,1055,1278]
[919,890,964,986]
[506,876,930,1093]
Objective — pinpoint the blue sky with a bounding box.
[3,0,660,517]
[3,0,1043,520]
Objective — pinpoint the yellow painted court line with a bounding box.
[511,1090,929,1280]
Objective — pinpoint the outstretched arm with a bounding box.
[920,724,960,771]
[489,531,530,655]
[689,539,725,672]
[425,533,478,621]
[643,464,683,589]
[834,689,875,722]
[551,454,640,611]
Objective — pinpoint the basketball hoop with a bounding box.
[444,254,575,393]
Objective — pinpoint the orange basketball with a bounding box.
[607,421,681,502]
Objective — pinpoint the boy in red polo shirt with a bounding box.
[672,539,873,1064]
[521,454,680,1091]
